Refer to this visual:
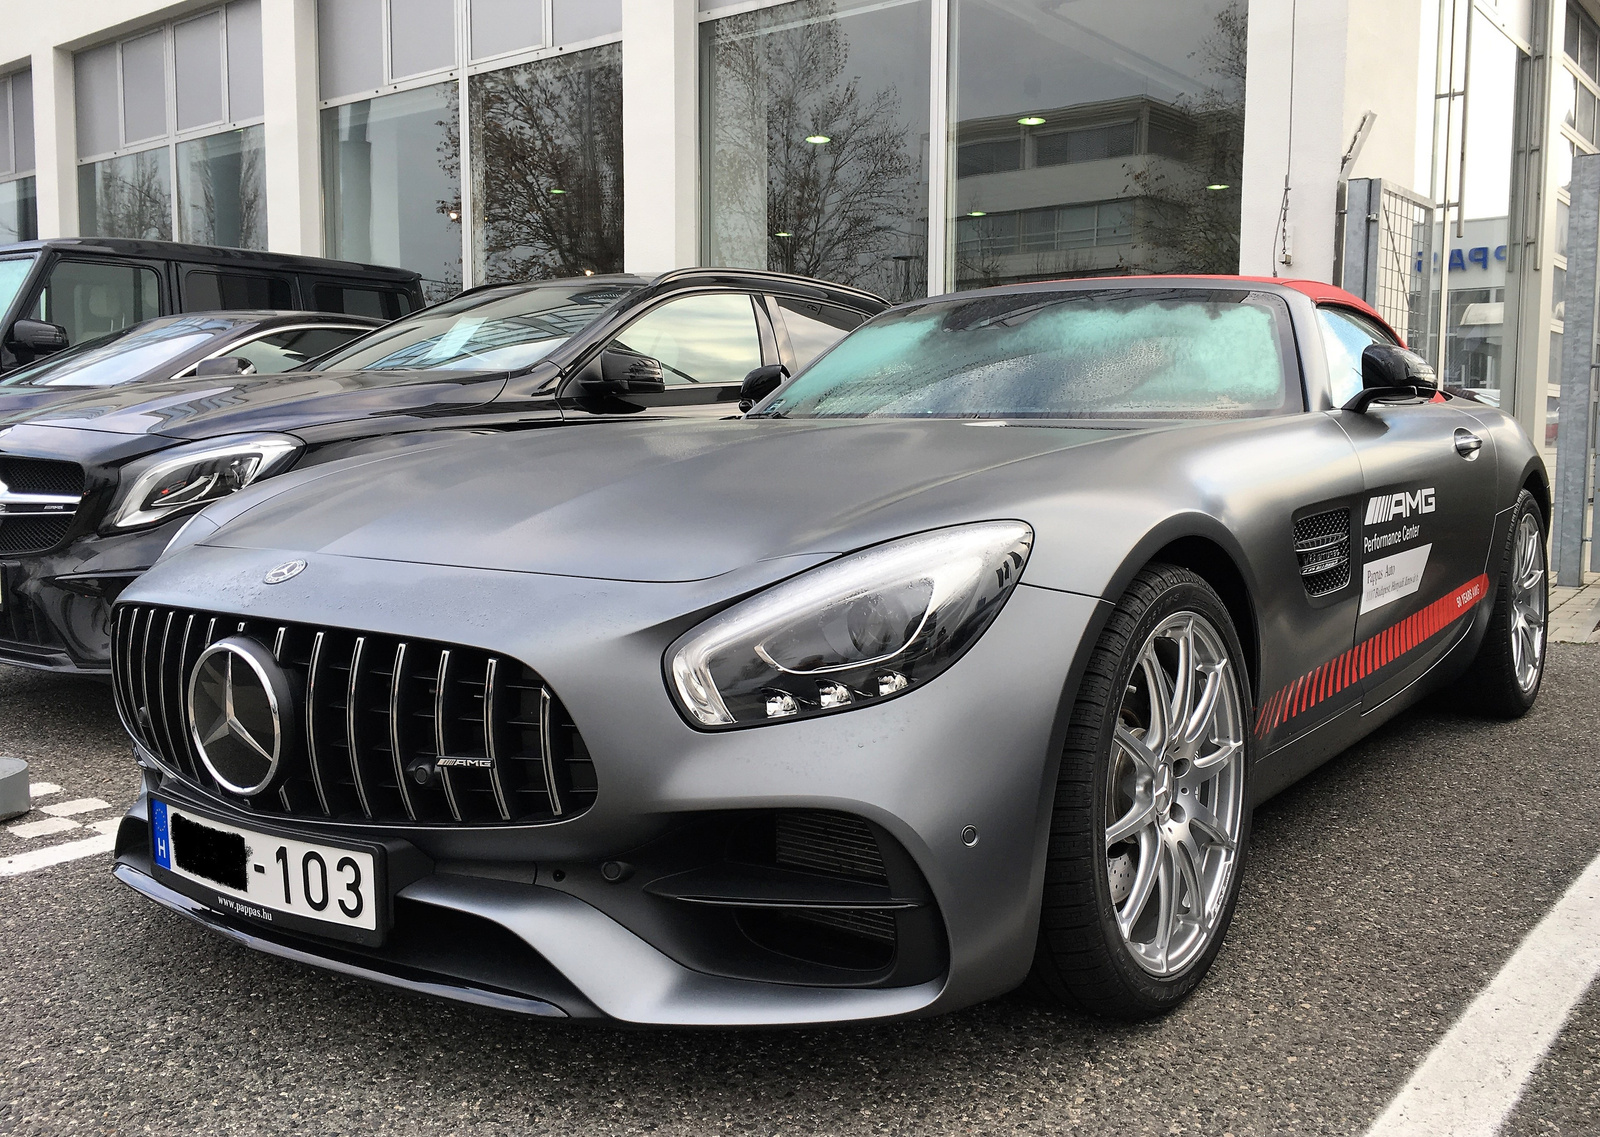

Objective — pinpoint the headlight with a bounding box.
[668,521,1033,728]
[108,434,300,530]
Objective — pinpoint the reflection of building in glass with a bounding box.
[953,96,1222,288]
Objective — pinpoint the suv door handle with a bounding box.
[1454,428,1483,459]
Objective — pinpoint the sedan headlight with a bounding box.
[108,434,300,530]
[668,521,1033,728]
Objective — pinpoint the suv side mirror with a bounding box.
[738,364,787,413]
[9,319,68,358]
[1345,343,1439,412]
[192,356,257,378]
[576,348,666,397]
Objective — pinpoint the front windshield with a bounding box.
[756,290,1297,421]
[0,256,37,320]
[0,314,243,388]
[310,281,640,373]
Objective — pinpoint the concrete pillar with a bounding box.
[30,46,76,238]
[621,0,698,273]
[1554,153,1600,585]
[1240,0,1352,281]
[261,0,322,256]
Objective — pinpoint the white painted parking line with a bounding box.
[28,782,60,799]
[7,816,80,839]
[89,818,120,835]
[1365,851,1600,1137]
[0,832,116,877]
[39,797,110,817]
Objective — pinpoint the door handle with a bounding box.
[1454,428,1483,459]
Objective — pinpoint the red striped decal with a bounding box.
[1255,574,1490,740]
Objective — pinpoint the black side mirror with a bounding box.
[9,319,68,357]
[1345,343,1439,412]
[576,348,666,397]
[738,364,787,413]
[192,356,257,378]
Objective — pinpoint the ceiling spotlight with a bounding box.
[967,210,987,217]
[805,134,831,144]
[774,230,793,238]
[550,188,567,195]
[584,269,595,276]
[1206,183,1231,191]
[1017,115,1046,126]
[447,210,459,221]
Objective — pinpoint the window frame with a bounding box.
[24,256,169,346]
[176,321,380,377]
[73,3,267,247]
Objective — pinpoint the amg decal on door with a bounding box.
[1363,486,1440,527]
[1364,487,1436,526]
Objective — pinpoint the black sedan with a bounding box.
[0,270,883,674]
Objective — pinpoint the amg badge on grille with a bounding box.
[264,560,307,584]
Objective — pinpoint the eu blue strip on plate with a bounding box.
[151,799,171,870]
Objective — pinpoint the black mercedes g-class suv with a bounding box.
[0,238,424,374]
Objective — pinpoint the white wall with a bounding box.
[620,0,698,273]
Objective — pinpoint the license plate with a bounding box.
[151,800,380,935]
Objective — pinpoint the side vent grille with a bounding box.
[1293,509,1351,598]
[111,604,596,827]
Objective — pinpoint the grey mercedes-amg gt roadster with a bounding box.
[107,277,1548,1026]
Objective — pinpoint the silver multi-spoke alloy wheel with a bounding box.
[1105,612,1246,978]
[1509,511,1547,693]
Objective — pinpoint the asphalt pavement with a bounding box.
[2,649,1599,1137]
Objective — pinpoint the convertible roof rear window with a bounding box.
[754,288,1298,421]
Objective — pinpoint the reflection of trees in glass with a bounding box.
[708,1,926,299]
[1124,2,1246,274]
[456,45,623,284]
[87,152,172,240]
[179,132,265,250]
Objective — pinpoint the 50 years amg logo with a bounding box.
[1365,487,1436,526]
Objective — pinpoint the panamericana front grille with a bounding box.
[1293,508,1352,598]
[0,457,84,555]
[112,604,596,827]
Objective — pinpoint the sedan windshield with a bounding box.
[0,314,248,388]
[754,289,1296,420]
[310,281,640,373]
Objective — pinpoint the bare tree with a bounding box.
[94,152,171,240]
[442,45,623,284]
[708,1,925,299]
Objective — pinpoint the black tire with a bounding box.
[1031,564,1253,1019]
[1458,489,1548,718]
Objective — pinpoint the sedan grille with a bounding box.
[112,604,596,826]
[0,458,84,555]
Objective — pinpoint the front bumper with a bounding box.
[112,545,1104,1024]
[0,522,179,674]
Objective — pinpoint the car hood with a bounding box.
[197,418,1162,582]
[0,368,509,439]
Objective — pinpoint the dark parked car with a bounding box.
[107,277,1546,1025]
[0,268,884,674]
[0,238,424,374]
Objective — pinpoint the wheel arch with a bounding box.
[1520,461,1550,526]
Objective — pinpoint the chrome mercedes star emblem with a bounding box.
[264,560,307,584]
[187,637,291,796]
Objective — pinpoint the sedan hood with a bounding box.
[200,418,1156,582]
[0,368,509,439]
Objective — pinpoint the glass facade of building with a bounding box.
[73,1,266,247]
[702,0,933,302]
[0,70,36,244]
[317,0,623,298]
